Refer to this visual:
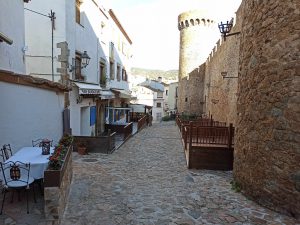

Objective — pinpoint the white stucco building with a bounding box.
[24,0,133,136]
[166,82,178,114]
[0,0,28,74]
[0,0,67,152]
[134,77,167,122]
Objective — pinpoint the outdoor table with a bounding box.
[4,147,54,179]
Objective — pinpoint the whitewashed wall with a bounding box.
[0,82,65,153]
[168,82,178,112]
[75,0,109,84]
[69,88,96,136]
[0,0,26,74]
[24,0,68,82]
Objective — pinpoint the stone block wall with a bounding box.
[234,0,300,218]
[178,64,206,115]
[204,4,243,125]
[44,151,73,224]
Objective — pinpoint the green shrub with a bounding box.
[162,115,171,121]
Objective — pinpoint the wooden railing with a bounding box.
[130,112,145,122]
[183,126,189,150]
[177,117,234,150]
[137,115,147,131]
[176,116,227,131]
[123,122,133,140]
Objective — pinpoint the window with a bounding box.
[76,0,81,24]
[122,68,127,81]
[166,90,168,96]
[157,92,163,98]
[109,42,114,61]
[185,97,188,102]
[110,61,114,80]
[156,102,162,108]
[175,87,178,98]
[99,59,106,86]
[116,64,121,81]
[75,52,83,80]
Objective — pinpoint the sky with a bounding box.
[108,0,242,71]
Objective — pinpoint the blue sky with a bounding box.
[108,0,242,71]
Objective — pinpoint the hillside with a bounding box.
[131,67,178,80]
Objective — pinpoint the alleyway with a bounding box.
[61,122,299,225]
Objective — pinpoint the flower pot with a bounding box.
[77,146,87,155]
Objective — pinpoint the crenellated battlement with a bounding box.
[178,18,215,30]
[178,10,215,31]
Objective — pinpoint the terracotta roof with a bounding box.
[0,70,70,92]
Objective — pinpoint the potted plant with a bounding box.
[77,142,87,155]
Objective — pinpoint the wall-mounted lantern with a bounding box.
[218,18,240,41]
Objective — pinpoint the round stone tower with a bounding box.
[177,10,219,115]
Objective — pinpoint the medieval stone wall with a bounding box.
[203,3,244,125]
[234,0,300,218]
[179,64,206,115]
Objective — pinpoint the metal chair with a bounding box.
[0,161,36,214]
[2,144,13,160]
[32,139,53,147]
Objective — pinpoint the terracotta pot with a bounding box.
[77,147,87,155]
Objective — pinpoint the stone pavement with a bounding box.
[61,121,299,225]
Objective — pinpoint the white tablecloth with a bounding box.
[4,147,54,179]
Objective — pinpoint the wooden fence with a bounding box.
[177,116,234,170]
[105,122,133,141]
[123,122,133,141]
[137,115,147,131]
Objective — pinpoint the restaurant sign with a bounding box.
[79,89,101,95]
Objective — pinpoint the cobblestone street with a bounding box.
[61,122,299,225]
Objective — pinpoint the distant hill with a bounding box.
[131,67,178,80]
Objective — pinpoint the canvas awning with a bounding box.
[74,82,102,95]
[111,88,131,99]
[99,90,115,99]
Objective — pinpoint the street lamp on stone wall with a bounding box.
[218,18,240,41]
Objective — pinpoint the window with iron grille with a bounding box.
[122,68,127,81]
[75,52,83,80]
[117,64,121,81]
[100,59,106,86]
[110,61,114,80]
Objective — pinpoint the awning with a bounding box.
[99,90,115,99]
[74,82,102,95]
[111,88,131,99]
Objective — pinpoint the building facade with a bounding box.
[24,0,132,136]
[0,0,67,151]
